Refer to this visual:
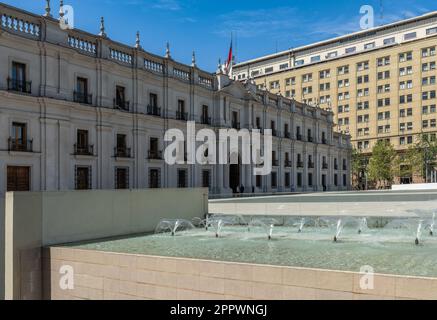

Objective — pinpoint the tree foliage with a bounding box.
[367,140,397,188]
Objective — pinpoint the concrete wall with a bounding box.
[392,184,437,191]
[44,247,437,300]
[0,196,4,299]
[3,188,208,300]
[209,191,437,217]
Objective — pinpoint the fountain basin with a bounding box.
[45,214,437,300]
[44,245,437,300]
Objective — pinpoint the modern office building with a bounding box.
[0,2,351,197]
[233,12,437,183]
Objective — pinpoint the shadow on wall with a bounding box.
[1,196,4,300]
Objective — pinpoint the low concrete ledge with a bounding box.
[209,191,437,217]
[392,184,437,191]
[43,247,437,300]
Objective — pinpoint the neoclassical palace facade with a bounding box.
[0,2,351,197]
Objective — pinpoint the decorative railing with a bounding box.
[68,35,97,55]
[144,59,164,73]
[114,147,131,158]
[1,13,40,38]
[173,68,190,81]
[198,76,213,89]
[7,78,31,94]
[110,48,132,64]
[74,144,94,156]
[201,116,211,125]
[74,91,93,105]
[113,99,130,111]
[176,111,188,121]
[232,122,240,130]
[148,150,163,160]
[147,105,161,116]
[8,138,33,152]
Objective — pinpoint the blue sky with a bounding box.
[5,0,437,71]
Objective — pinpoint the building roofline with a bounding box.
[234,10,437,69]
[0,2,215,76]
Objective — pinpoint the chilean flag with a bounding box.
[225,40,233,76]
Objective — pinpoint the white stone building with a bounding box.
[0,2,351,198]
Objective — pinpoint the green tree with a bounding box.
[351,148,368,189]
[412,134,437,181]
[368,140,397,189]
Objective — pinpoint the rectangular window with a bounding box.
[149,137,160,159]
[271,172,277,188]
[337,65,349,75]
[149,168,161,188]
[399,52,413,62]
[404,32,417,40]
[177,169,188,188]
[115,167,129,189]
[297,173,302,187]
[10,61,30,93]
[311,56,321,63]
[150,93,158,108]
[10,122,28,151]
[427,27,437,35]
[294,59,304,66]
[75,77,89,104]
[256,175,262,188]
[383,37,395,46]
[7,166,30,191]
[202,170,211,189]
[75,129,92,155]
[115,86,126,108]
[285,173,290,188]
[75,166,91,190]
[364,42,375,50]
[345,47,356,54]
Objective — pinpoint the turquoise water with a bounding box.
[69,221,437,278]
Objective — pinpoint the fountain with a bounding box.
[206,215,243,238]
[211,219,224,238]
[429,213,435,236]
[358,217,368,235]
[155,219,195,236]
[248,218,278,240]
[298,218,305,233]
[415,220,423,245]
[333,219,343,242]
